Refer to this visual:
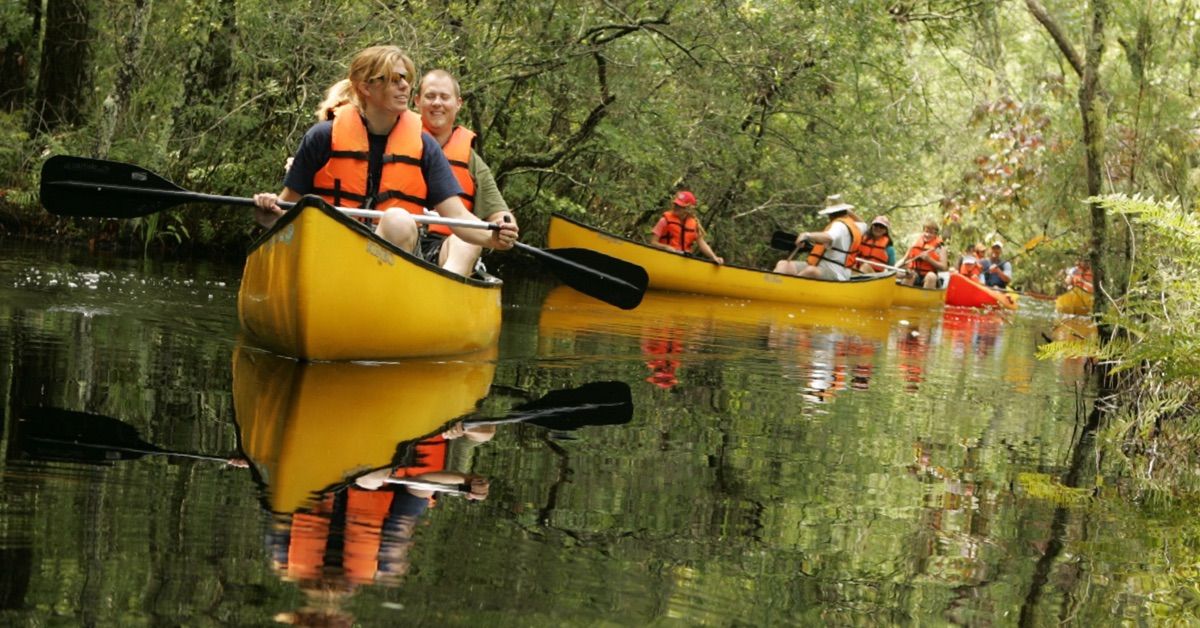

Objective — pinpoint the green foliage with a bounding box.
[1044,194,1200,497]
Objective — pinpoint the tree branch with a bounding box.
[1024,0,1084,78]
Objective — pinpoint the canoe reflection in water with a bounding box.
[540,285,891,402]
[232,345,633,624]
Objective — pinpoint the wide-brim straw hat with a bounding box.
[818,194,855,216]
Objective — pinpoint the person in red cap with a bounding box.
[649,190,724,264]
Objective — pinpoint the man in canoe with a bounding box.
[648,190,724,264]
[772,194,864,280]
[897,220,947,289]
[980,241,1013,289]
[414,69,517,275]
[1063,257,1093,292]
[252,45,518,277]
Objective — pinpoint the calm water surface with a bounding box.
[0,239,1192,625]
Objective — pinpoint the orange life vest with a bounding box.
[311,104,427,215]
[806,216,863,267]
[905,235,943,275]
[958,257,982,280]
[850,233,890,270]
[1069,267,1094,292]
[282,435,450,584]
[657,211,699,252]
[389,436,449,479]
[426,125,476,236]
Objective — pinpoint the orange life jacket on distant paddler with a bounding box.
[905,235,943,275]
[657,211,699,252]
[850,233,890,270]
[311,104,427,214]
[806,216,863,267]
[426,125,476,236]
[1069,267,1094,292]
[959,256,982,280]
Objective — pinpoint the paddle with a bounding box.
[15,379,630,467]
[466,380,632,431]
[13,406,236,465]
[40,155,647,310]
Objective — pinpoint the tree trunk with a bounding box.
[97,0,153,158]
[0,0,41,112]
[31,0,92,135]
[1079,1,1107,314]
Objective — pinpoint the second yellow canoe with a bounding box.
[547,213,895,309]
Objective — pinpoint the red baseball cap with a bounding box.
[673,190,697,208]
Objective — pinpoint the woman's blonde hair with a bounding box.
[314,45,417,121]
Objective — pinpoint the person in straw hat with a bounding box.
[772,194,865,281]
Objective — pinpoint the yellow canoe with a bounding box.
[892,282,945,310]
[547,213,895,309]
[238,196,502,361]
[1055,286,1093,316]
[232,344,496,513]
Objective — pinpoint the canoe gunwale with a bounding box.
[249,195,502,290]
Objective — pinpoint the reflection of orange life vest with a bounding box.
[806,216,863,267]
[426,126,476,236]
[657,211,699,252]
[284,436,449,585]
[389,436,449,479]
[312,104,427,214]
[1069,267,1094,292]
[905,235,943,275]
[959,257,982,280]
[851,233,890,269]
[642,334,681,389]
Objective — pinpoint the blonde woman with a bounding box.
[253,45,517,276]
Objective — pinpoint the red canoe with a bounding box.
[945,273,1018,310]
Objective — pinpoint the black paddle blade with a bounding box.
[40,155,187,218]
[14,407,160,464]
[770,230,811,252]
[510,381,633,430]
[517,243,648,310]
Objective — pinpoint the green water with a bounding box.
[1,240,1196,626]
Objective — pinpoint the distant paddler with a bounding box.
[897,220,948,289]
[851,214,895,274]
[648,190,724,264]
[1063,257,1093,293]
[772,194,865,281]
[252,45,518,277]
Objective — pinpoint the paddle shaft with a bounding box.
[464,400,629,427]
[383,477,471,495]
[48,180,496,230]
[27,436,233,462]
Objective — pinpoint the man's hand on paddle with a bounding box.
[491,211,519,251]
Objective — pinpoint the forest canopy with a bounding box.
[0,0,1196,294]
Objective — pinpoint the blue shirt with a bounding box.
[283,118,463,207]
[980,258,1012,288]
